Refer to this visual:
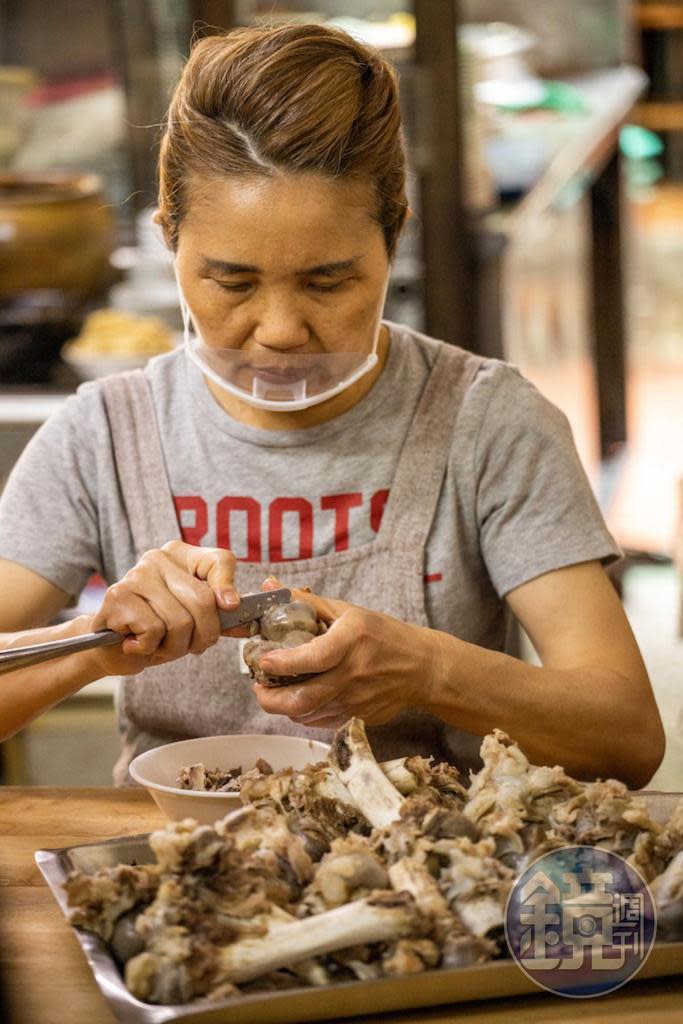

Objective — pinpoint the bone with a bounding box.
[329,717,404,829]
[380,758,420,795]
[388,857,449,919]
[216,893,421,984]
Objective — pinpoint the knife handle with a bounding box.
[0,629,123,676]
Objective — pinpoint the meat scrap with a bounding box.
[176,763,242,792]
[243,600,325,687]
[65,718,683,1005]
[176,758,273,793]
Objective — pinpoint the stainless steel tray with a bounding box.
[35,830,683,1024]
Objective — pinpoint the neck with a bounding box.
[205,325,390,430]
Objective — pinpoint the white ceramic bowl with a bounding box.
[129,734,330,826]
[62,349,153,380]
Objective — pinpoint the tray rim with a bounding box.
[35,830,683,1024]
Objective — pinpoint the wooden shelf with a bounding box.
[634,4,683,30]
[633,101,683,132]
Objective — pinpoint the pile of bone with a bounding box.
[242,599,325,687]
[65,720,683,1006]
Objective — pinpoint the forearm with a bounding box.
[422,629,664,789]
[0,617,104,742]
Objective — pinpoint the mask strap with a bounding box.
[173,262,193,344]
[371,274,391,357]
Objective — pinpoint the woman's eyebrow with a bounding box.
[201,257,259,274]
[201,257,359,276]
[298,258,357,276]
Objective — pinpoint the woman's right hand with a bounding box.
[86,540,242,677]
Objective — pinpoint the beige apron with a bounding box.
[102,343,484,785]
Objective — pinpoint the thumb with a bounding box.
[259,626,343,677]
[202,549,240,609]
[163,541,239,609]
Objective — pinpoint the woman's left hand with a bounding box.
[253,580,439,729]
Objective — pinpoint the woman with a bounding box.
[0,23,664,786]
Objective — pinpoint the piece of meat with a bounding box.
[65,863,161,942]
[464,729,583,862]
[550,778,661,859]
[301,834,390,913]
[238,760,368,848]
[260,601,320,641]
[176,763,242,792]
[243,600,323,687]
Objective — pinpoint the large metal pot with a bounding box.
[0,171,115,299]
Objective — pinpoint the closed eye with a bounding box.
[307,279,351,293]
[214,280,252,293]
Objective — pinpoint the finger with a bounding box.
[119,567,204,660]
[253,679,337,720]
[142,588,197,661]
[258,628,347,678]
[94,591,166,656]
[155,561,222,653]
[161,541,239,609]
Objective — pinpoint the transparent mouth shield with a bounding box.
[185,336,379,411]
[178,278,389,412]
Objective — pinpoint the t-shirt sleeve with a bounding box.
[0,384,105,599]
[471,363,621,597]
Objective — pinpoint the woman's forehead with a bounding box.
[179,171,383,261]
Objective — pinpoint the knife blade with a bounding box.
[218,587,291,630]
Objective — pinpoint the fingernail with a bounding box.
[263,577,279,590]
[222,589,240,606]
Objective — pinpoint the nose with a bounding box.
[251,288,310,350]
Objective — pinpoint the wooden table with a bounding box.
[2,787,683,1024]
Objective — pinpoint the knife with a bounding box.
[0,587,291,676]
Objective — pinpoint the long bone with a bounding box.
[126,893,422,1001]
[329,718,404,829]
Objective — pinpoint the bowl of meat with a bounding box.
[129,733,330,825]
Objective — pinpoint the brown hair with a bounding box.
[158,22,407,255]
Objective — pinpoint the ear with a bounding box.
[152,208,176,251]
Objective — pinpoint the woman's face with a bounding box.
[175,173,391,411]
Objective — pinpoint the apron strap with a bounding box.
[379,343,485,546]
[101,370,181,554]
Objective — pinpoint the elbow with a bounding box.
[620,706,666,791]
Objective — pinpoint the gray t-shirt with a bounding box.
[0,322,620,652]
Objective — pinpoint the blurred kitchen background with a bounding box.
[0,0,681,789]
